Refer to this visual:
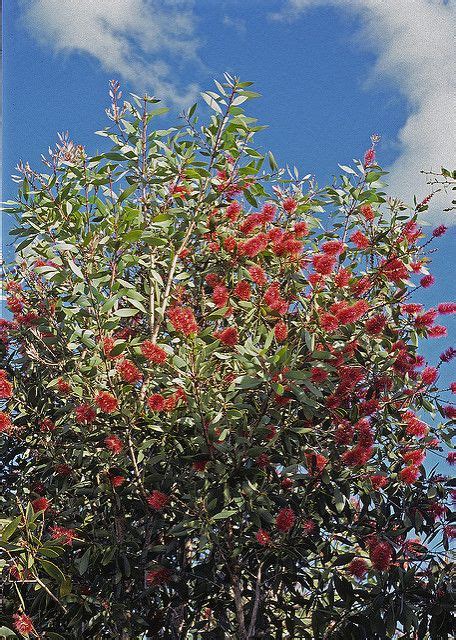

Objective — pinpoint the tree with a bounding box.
[0,75,454,640]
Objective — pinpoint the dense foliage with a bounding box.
[0,76,455,639]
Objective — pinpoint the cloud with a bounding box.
[19,0,200,106]
[274,0,456,225]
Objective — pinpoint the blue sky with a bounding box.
[2,1,455,449]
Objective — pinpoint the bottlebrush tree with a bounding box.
[0,75,455,640]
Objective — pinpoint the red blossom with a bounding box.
[32,497,50,512]
[104,435,123,454]
[420,274,435,288]
[432,225,447,237]
[283,197,297,212]
[274,321,288,342]
[0,370,13,399]
[369,541,392,571]
[350,230,370,249]
[275,508,295,532]
[364,148,376,167]
[370,475,388,490]
[141,341,167,364]
[168,306,198,335]
[147,394,165,412]
[13,613,35,635]
[360,204,375,221]
[305,452,328,475]
[313,253,336,276]
[147,490,169,510]
[215,327,239,347]
[95,391,119,414]
[233,280,251,300]
[57,378,72,394]
[213,284,229,308]
[438,302,456,315]
[256,529,271,545]
[50,525,75,545]
[116,359,143,383]
[75,404,96,424]
[347,558,368,579]
[399,465,420,484]
[146,567,172,587]
[421,366,438,386]
[248,265,267,286]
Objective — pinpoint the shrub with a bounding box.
[0,76,454,639]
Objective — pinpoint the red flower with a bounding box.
[248,265,267,286]
[55,464,72,477]
[147,394,165,411]
[448,452,456,466]
[146,567,171,587]
[40,418,56,432]
[213,284,229,308]
[421,366,438,386]
[294,221,309,236]
[147,490,169,510]
[0,370,13,399]
[95,391,119,414]
[239,233,268,258]
[216,327,239,347]
[444,405,456,419]
[380,257,408,283]
[365,314,386,335]
[75,403,96,424]
[50,525,75,545]
[168,306,198,336]
[432,225,447,237]
[370,474,388,490]
[428,325,447,338]
[313,253,336,276]
[57,378,72,395]
[283,197,297,213]
[116,359,143,383]
[334,267,350,288]
[438,302,456,315]
[305,452,328,475]
[13,613,34,635]
[347,558,368,579]
[256,453,270,468]
[141,341,167,364]
[192,459,208,472]
[32,497,50,513]
[320,312,339,332]
[104,435,123,454]
[350,230,370,249]
[275,507,295,532]
[440,347,456,362]
[110,474,126,487]
[404,413,429,438]
[233,280,251,300]
[281,477,293,490]
[226,200,242,222]
[399,465,420,484]
[420,274,435,288]
[0,411,13,434]
[342,445,373,467]
[256,529,271,545]
[364,148,376,167]
[321,240,344,255]
[402,449,426,466]
[369,541,392,571]
[274,321,288,342]
[310,367,328,383]
[360,204,374,221]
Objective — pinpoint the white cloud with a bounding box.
[274,0,456,225]
[19,0,200,106]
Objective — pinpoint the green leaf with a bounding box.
[40,559,66,584]
[118,182,138,203]
[1,516,22,541]
[212,510,237,520]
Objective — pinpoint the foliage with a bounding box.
[0,75,455,639]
